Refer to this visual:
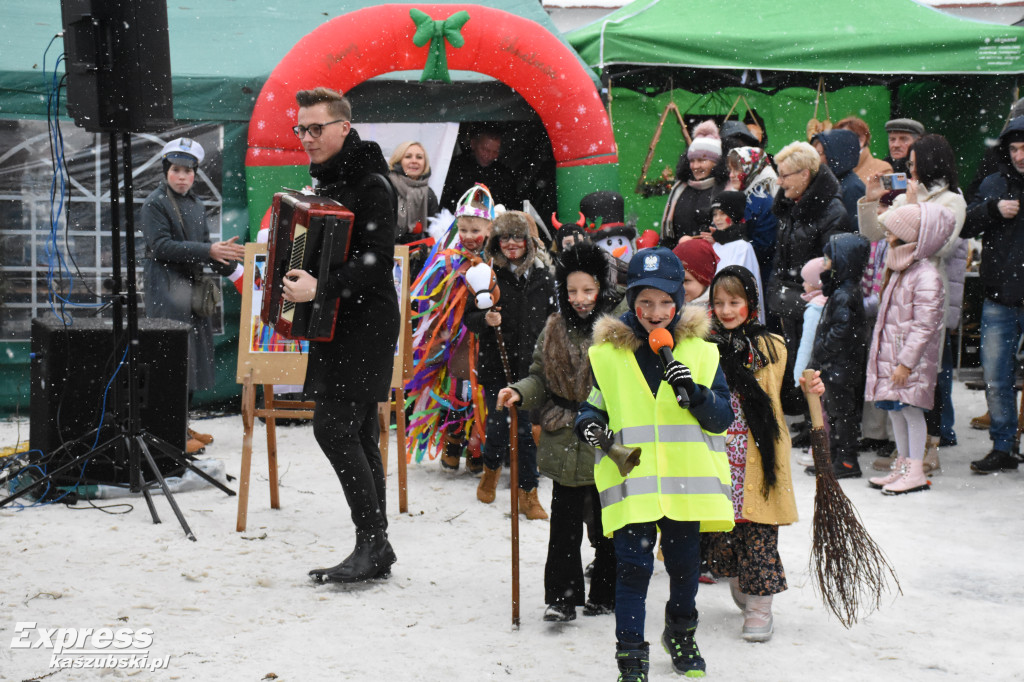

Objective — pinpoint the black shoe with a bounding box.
[833,457,863,479]
[939,436,958,447]
[309,530,396,583]
[970,449,1019,474]
[662,613,705,677]
[543,602,576,622]
[582,600,614,616]
[615,641,650,682]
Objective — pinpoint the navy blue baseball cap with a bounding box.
[626,247,686,309]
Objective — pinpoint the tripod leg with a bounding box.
[141,485,161,524]
[143,433,235,497]
[135,436,196,541]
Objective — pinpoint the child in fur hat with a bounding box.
[465,211,557,519]
[865,203,954,495]
[703,265,820,642]
[574,247,734,678]
[497,241,618,621]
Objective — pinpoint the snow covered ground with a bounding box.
[1,381,1021,681]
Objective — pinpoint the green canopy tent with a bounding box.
[568,0,1024,231]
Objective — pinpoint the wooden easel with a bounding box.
[234,244,412,531]
[376,245,413,515]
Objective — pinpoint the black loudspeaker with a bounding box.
[60,0,174,133]
[30,318,190,485]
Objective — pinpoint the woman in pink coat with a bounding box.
[864,202,956,495]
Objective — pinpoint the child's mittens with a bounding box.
[579,418,613,451]
[663,360,696,396]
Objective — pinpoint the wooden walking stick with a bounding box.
[495,324,520,628]
[801,370,901,627]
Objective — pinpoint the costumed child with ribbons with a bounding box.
[574,247,734,680]
[465,211,557,520]
[405,184,496,472]
[702,265,820,642]
[496,241,618,622]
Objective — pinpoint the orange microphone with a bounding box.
[649,328,689,408]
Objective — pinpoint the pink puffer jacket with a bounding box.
[864,203,956,410]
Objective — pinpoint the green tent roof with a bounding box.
[2,0,584,122]
[569,0,1024,76]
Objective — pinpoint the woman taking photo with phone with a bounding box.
[857,133,967,475]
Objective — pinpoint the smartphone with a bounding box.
[880,173,908,191]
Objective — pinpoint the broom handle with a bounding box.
[802,369,825,430]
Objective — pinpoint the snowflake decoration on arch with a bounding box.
[266,92,276,102]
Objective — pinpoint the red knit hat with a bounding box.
[672,238,719,287]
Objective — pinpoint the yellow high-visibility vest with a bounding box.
[588,335,734,535]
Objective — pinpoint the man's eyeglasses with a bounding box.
[499,235,527,243]
[292,119,348,139]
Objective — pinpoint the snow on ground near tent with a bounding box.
[1,382,1021,681]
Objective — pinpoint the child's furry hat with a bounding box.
[485,211,538,268]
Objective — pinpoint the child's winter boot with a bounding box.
[662,610,706,677]
[615,641,649,682]
[477,466,500,503]
[518,487,549,520]
[882,458,931,495]
[440,437,464,470]
[868,456,907,489]
[922,435,941,475]
[741,595,774,642]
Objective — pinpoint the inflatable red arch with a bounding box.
[245,4,618,219]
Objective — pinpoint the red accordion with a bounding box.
[261,191,354,341]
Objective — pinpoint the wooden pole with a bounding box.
[495,325,520,629]
[509,403,520,628]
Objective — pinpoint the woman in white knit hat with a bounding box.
[659,120,729,248]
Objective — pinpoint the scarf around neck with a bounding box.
[389,170,432,237]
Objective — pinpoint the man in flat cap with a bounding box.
[883,118,925,175]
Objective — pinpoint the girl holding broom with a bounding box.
[704,264,823,642]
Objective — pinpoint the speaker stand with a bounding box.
[0,132,234,540]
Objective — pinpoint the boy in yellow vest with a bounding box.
[575,247,734,681]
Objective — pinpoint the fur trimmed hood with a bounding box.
[592,305,710,352]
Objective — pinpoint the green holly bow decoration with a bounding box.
[410,9,470,84]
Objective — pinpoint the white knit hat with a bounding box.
[687,120,722,161]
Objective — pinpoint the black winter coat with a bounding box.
[963,117,1024,308]
[769,167,852,319]
[303,128,400,403]
[811,232,869,384]
[465,264,557,387]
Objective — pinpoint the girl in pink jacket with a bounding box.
[864,202,956,494]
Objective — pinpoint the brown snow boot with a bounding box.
[922,435,941,476]
[518,487,548,520]
[477,466,500,504]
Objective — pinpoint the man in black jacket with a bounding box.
[440,125,517,212]
[963,115,1024,475]
[283,87,400,582]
